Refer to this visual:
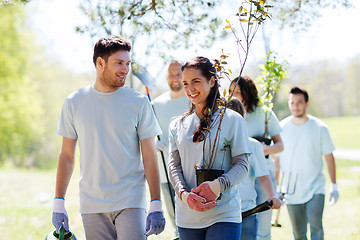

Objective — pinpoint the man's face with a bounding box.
[288,93,309,117]
[101,50,131,89]
[167,63,183,92]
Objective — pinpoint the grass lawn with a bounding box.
[322,115,360,149]
[1,157,359,240]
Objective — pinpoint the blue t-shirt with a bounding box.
[169,109,251,228]
[238,138,269,212]
[277,115,335,204]
[57,85,162,214]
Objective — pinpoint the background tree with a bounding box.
[0,3,41,166]
[76,0,225,63]
[268,0,352,31]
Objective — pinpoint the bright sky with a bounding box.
[26,0,360,84]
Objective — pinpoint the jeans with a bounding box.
[241,214,258,240]
[178,222,242,240]
[286,194,325,240]
[81,208,146,240]
[255,160,276,240]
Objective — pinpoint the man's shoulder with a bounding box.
[66,85,92,100]
[307,115,328,128]
[279,115,292,126]
[152,91,171,105]
[125,86,147,98]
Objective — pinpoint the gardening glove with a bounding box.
[155,140,167,152]
[329,183,340,206]
[191,179,221,202]
[52,198,69,233]
[181,191,217,212]
[145,200,166,236]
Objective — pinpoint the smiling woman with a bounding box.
[168,56,251,240]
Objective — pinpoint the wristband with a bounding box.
[148,200,163,213]
[53,198,66,213]
[180,190,186,201]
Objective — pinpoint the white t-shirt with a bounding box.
[152,92,190,150]
[57,85,162,214]
[237,138,269,212]
[277,115,335,204]
[245,106,283,169]
[152,92,190,182]
[169,109,251,228]
[245,105,282,139]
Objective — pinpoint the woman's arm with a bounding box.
[257,175,282,209]
[168,150,189,198]
[218,153,249,192]
[263,134,284,156]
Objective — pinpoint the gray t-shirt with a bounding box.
[57,85,162,214]
[169,109,251,228]
[237,138,269,211]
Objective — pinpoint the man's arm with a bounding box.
[324,153,339,205]
[141,137,165,236]
[52,136,76,233]
[324,153,336,183]
[140,137,161,201]
[55,137,77,198]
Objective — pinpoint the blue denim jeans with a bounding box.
[241,214,257,240]
[178,222,242,240]
[286,194,325,240]
[254,160,276,240]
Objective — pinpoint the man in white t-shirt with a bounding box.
[152,60,189,238]
[274,87,339,240]
[52,36,165,240]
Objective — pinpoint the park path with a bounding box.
[333,149,360,161]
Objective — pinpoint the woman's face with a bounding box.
[229,83,243,102]
[182,68,215,110]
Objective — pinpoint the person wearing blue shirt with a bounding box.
[227,98,282,240]
[52,36,165,240]
[274,87,339,240]
[230,76,284,240]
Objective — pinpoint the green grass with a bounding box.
[1,158,359,240]
[322,115,360,149]
[272,158,360,240]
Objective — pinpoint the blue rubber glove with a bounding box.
[52,198,69,233]
[145,200,166,236]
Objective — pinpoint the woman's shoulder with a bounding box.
[170,112,196,129]
[224,108,244,120]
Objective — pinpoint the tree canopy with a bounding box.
[76,0,225,62]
